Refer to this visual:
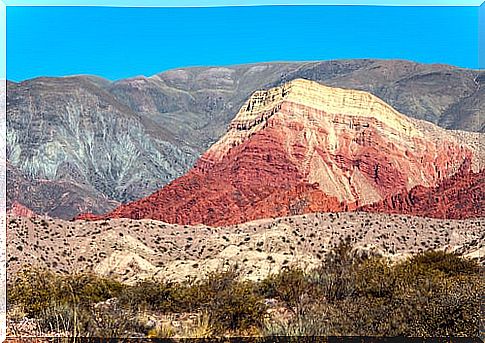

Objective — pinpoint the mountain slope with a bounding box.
[362,164,484,219]
[7,162,119,218]
[8,60,483,219]
[7,76,196,218]
[78,79,483,226]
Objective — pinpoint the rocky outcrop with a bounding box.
[7,201,36,218]
[361,163,484,219]
[78,79,483,225]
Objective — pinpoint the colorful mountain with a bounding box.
[77,79,483,225]
[8,61,483,219]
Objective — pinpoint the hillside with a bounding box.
[7,212,484,284]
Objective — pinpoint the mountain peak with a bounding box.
[202,78,418,164]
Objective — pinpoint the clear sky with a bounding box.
[6,5,479,81]
[480,2,485,68]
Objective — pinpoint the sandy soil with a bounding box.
[7,212,483,283]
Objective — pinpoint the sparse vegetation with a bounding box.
[7,244,481,338]
[261,243,481,337]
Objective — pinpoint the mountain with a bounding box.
[7,76,195,218]
[7,162,119,219]
[77,79,483,226]
[7,60,483,219]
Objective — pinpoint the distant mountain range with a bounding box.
[7,59,484,219]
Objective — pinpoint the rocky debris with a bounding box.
[79,79,483,225]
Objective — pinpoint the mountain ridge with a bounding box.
[7,59,484,219]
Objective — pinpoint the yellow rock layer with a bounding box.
[201,78,481,205]
[205,78,419,162]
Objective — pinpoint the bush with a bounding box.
[259,267,313,316]
[8,265,59,317]
[8,265,129,337]
[354,257,396,298]
[58,272,124,306]
[8,248,481,338]
[186,267,267,334]
[409,250,479,276]
[117,267,267,335]
[310,238,364,302]
[262,248,481,337]
[118,279,175,312]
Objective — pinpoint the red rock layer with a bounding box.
[8,201,37,218]
[361,161,484,219]
[78,127,347,226]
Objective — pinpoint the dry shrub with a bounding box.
[8,247,481,338]
[263,248,481,337]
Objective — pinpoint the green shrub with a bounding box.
[8,248,481,337]
[259,267,313,316]
[118,279,175,312]
[354,257,396,298]
[57,272,125,306]
[8,265,59,316]
[262,248,481,337]
[409,250,479,276]
[187,267,267,334]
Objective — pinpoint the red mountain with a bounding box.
[77,79,483,225]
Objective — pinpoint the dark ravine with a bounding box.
[7,59,484,219]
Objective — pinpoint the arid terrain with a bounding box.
[78,79,484,225]
[7,60,484,219]
[7,212,484,284]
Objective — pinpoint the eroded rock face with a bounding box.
[7,160,120,219]
[78,79,483,225]
[362,163,484,219]
[7,77,196,219]
[7,201,36,218]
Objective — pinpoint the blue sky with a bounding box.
[481,2,485,68]
[6,4,480,81]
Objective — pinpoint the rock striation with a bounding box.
[7,201,37,218]
[362,164,484,219]
[78,79,483,225]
